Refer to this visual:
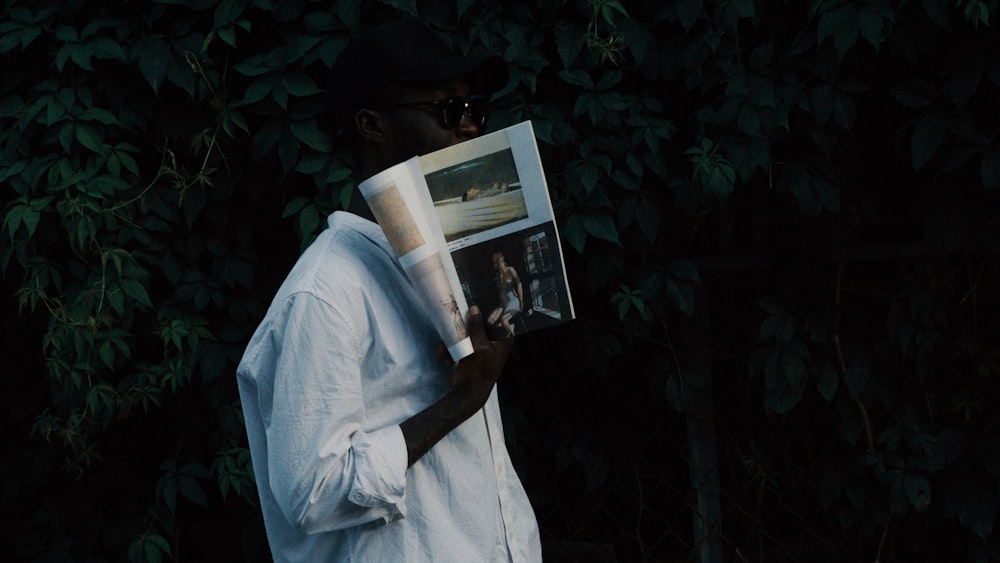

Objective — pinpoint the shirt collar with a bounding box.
[328,210,398,261]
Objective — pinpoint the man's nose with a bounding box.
[454,112,482,140]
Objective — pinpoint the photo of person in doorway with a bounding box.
[486,251,523,338]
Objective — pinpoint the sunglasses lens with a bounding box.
[469,99,488,128]
[441,97,489,130]
[443,98,465,129]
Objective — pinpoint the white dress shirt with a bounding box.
[237,211,541,562]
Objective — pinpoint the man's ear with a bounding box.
[354,109,388,144]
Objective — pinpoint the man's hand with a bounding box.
[450,305,513,403]
[400,305,513,466]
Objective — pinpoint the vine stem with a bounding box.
[833,257,875,454]
[874,513,892,563]
[834,256,886,562]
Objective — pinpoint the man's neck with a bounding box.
[346,187,376,222]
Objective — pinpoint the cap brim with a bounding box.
[397,52,508,95]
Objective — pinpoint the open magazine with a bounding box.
[359,121,575,361]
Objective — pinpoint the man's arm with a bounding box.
[399,305,512,466]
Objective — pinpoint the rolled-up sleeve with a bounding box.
[263,292,409,533]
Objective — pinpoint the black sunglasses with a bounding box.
[376,96,490,130]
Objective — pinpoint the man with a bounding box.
[236,16,542,562]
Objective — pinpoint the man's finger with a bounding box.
[435,343,455,367]
[466,305,490,347]
[492,334,513,356]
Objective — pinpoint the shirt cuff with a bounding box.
[347,425,408,520]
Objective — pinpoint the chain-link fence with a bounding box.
[530,404,871,563]
[503,331,895,563]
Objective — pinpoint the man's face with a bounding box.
[379,78,483,162]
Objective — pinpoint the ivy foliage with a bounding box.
[2,0,1000,560]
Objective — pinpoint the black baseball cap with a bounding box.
[327,17,508,123]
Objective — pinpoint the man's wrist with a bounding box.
[400,381,490,466]
[449,379,492,417]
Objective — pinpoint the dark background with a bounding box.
[2,0,999,561]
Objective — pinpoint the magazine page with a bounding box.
[417,121,576,341]
[357,159,474,360]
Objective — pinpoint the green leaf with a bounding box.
[310,35,349,67]
[702,159,736,200]
[298,203,320,239]
[564,214,587,254]
[595,70,623,91]
[69,42,97,70]
[666,280,695,317]
[947,57,983,106]
[289,120,331,152]
[0,93,23,118]
[845,363,866,396]
[892,84,934,108]
[252,120,282,157]
[554,22,587,69]
[5,204,24,237]
[980,150,1000,189]
[961,0,990,27]
[90,37,127,62]
[130,534,171,563]
[271,81,289,110]
[820,4,858,59]
[221,108,250,136]
[756,297,784,317]
[922,0,951,29]
[98,340,116,370]
[858,4,888,48]
[940,478,997,539]
[763,350,807,414]
[115,148,140,176]
[0,160,27,183]
[294,153,330,175]
[572,160,599,193]
[758,315,779,341]
[911,114,947,170]
[242,74,277,105]
[179,475,208,507]
[816,363,838,401]
[281,196,312,218]
[213,25,236,48]
[736,106,760,135]
[138,36,171,93]
[157,472,178,514]
[233,52,279,77]
[80,107,119,125]
[676,0,703,31]
[666,259,699,283]
[75,123,103,152]
[7,203,41,237]
[55,25,78,42]
[582,213,620,245]
[278,128,298,173]
[782,352,806,386]
[108,285,125,314]
[784,164,840,214]
[726,136,770,182]
[214,0,246,27]
[121,278,152,308]
[612,287,632,319]
[904,473,931,512]
[283,71,322,97]
[558,70,593,89]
